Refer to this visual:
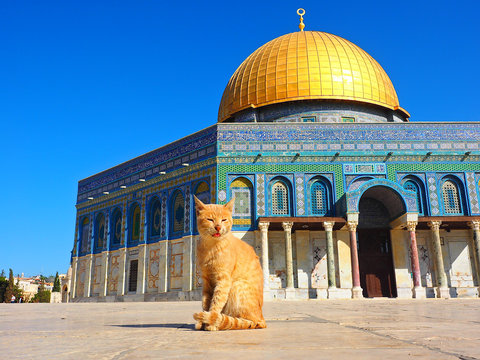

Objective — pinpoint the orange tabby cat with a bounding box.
[193,196,266,331]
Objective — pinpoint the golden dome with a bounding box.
[218,31,409,122]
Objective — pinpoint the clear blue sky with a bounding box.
[1,0,479,277]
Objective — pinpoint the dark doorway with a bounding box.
[128,260,138,293]
[358,228,397,298]
[358,194,399,298]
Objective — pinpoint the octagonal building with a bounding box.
[68,26,480,302]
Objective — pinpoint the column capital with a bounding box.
[347,221,358,232]
[406,221,418,232]
[282,221,294,232]
[468,220,480,231]
[258,221,270,231]
[323,221,335,231]
[428,221,442,231]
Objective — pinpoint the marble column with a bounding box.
[282,222,295,297]
[428,221,449,298]
[258,221,270,299]
[100,251,109,297]
[407,221,425,298]
[347,221,363,298]
[468,221,480,295]
[323,222,336,288]
[84,254,93,298]
[71,257,78,299]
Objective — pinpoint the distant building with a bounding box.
[15,275,54,301]
[70,15,480,301]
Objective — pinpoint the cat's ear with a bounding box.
[194,196,206,215]
[224,197,235,213]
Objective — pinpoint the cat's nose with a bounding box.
[215,225,221,231]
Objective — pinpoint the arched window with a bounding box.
[195,181,210,204]
[403,180,424,215]
[192,182,210,234]
[80,217,90,255]
[311,181,328,215]
[94,213,106,251]
[170,191,185,237]
[111,208,122,247]
[230,177,254,227]
[129,204,141,244]
[272,181,290,215]
[149,197,162,239]
[442,180,462,214]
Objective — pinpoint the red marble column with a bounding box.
[348,221,361,292]
[407,221,422,288]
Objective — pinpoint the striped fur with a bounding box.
[193,311,267,331]
[193,196,266,331]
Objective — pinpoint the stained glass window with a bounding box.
[311,181,327,215]
[95,213,105,250]
[403,180,423,214]
[272,182,289,215]
[172,191,185,235]
[442,180,461,214]
[130,204,141,243]
[149,198,161,238]
[80,217,90,254]
[111,209,122,246]
[195,182,210,204]
[230,178,253,226]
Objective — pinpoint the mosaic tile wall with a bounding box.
[216,123,480,220]
[74,162,215,256]
[77,126,217,203]
[73,121,480,298]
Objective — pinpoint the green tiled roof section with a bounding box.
[218,163,344,201]
[387,163,480,182]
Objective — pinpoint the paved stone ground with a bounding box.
[1,299,480,359]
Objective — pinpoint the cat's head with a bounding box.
[194,196,235,239]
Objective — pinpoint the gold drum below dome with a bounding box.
[218,31,409,122]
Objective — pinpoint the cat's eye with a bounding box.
[207,219,214,222]
[222,219,227,222]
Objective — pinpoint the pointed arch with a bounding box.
[110,207,123,249]
[128,203,141,245]
[401,175,428,216]
[268,177,292,216]
[308,176,333,216]
[94,212,106,251]
[148,196,162,240]
[440,175,467,215]
[79,217,90,255]
[192,181,211,234]
[230,177,254,227]
[170,190,185,238]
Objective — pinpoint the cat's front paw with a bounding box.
[193,310,222,330]
[195,321,204,330]
[205,324,219,331]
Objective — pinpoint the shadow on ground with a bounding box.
[112,323,195,330]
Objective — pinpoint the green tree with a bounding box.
[53,272,61,292]
[0,271,7,303]
[30,275,50,303]
[14,278,24,302]
[4,269,15,303]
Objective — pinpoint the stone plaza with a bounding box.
[1,300,480,359]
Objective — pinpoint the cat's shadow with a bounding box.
[112,323,195,330]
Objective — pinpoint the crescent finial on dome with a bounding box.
[297,8,305,31]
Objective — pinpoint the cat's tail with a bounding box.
[193,311,266,331]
